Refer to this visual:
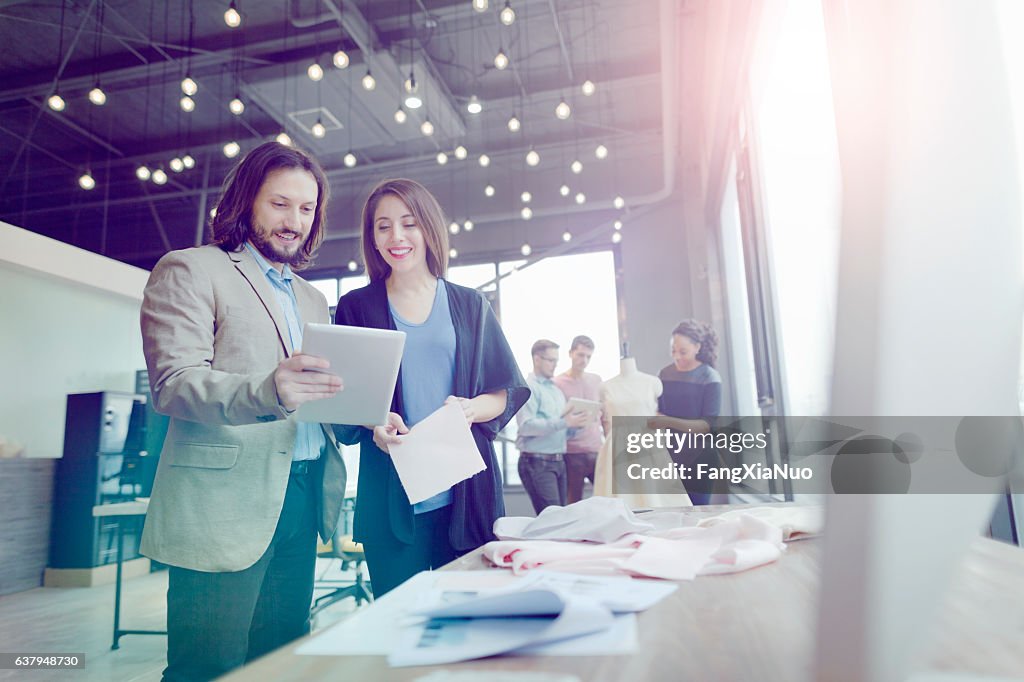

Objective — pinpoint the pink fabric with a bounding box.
[552,371,604,453]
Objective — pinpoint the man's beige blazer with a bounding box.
[139,244,346,572]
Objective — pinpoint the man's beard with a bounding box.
[250,222,308,267]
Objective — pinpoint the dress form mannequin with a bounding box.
[593,347,691,507]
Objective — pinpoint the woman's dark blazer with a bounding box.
[334,278,530,552]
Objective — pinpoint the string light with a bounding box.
[559,184,570,197]
[575,192,586,204]
[571,160,583,174]
[135,165,151,181]
[478,154,490,167]
[613,195,625,209]
[454,145,468,160]
[182,154,195,169]
[180,95,195,112]
[467,95,482,114]
[181,77,197,96]
[612,232,622,244]
[344,152,357,168]
[77,171,95,190]
[520,191,532,203]
[169,157,184,173]
[276,132,292,146]
[394,107,407,124]
[525,149,540,166]
[361,70,376,90]
[311,120,326,138]
[420,119,434,136]
[463,220,474,231]
[436,152,449,165]
[520,208,532,221]
[507,115,520,132]
[520,242,532,255]
[152,168,168,185]
[88,85,106,106]
[449,248,458,259]
[229,97,244,115]
[562,231,572,242]
[333,48,350,69]
[224,1,241,27]
[581,79,596,96]
[494,50,509,70]
[307,62,324,81]
[449,221,460,234]
[595,144,608,159]
[555,100,571,120]
[614,219,623,230]
[347,260,358,271]
[484,184,495,197]
[500,1,516,25]
[472,0,488,12]
[223,141,241,158]
[47,93,66,111]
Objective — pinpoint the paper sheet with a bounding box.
[389,402,485,504]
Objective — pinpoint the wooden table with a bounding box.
[222,506,1024,682]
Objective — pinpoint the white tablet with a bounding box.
[566,397,602,417]
[294,323,406,426]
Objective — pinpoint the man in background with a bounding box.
[553,335,604,503]
[516,339,589,513]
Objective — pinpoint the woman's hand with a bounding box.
[445,396,476,425]
[372,412,409,453]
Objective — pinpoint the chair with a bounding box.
[311,501,373,617]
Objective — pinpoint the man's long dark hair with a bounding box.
[209,141,329,270]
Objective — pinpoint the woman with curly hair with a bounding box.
[649,319,723,505]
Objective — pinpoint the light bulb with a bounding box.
[181,77,197,96]
[494,50,509,70]
[449,221,460,234]
[612,232,622,244]
[348,260,358,271]
[135,165,151,181]
[575,192,586,204]
[613,195,625,209]
[581,79,596,96]
[454,145,467,160]
[47,93,66,111]
[520,207,532,221]
[229,97,244,115]
[562,231,572,242]
[500,1,515,25]
[463,220,474,231]
[520,191,531,203]
[223,141,240,158]
[78,171,95,190]
[420,119,434,136]
[507,115,520,132]
[525,149,540,166]
[224,2,241,27]
[404,76,418,94]
[614,219,623,230]
[391,107,406,124]
[436,152,448,165]
[472,0,488,12]
[333,49,350,69]
[571,159,583,174]
[209,207,217,219]
[182,154,195,169]
[88,86,106,106]
[559,184,570,197]
[311,121,326,138]
[276,132,292,146]
[467,95,482,114]
[169,157,184,173]
[344,152,357,168]
[404,94,422,109]
[362,71,376,91]
[478,154,490,167]
[520,242,532,255]
[555,100,571,120]
[152,168,168,185]
[484,184,495,197]
[307,62,323,81]
[595,144,608,159]
[180,95,195,112]
[449,248,458,259]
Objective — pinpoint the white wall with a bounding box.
[0,222,149,458]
